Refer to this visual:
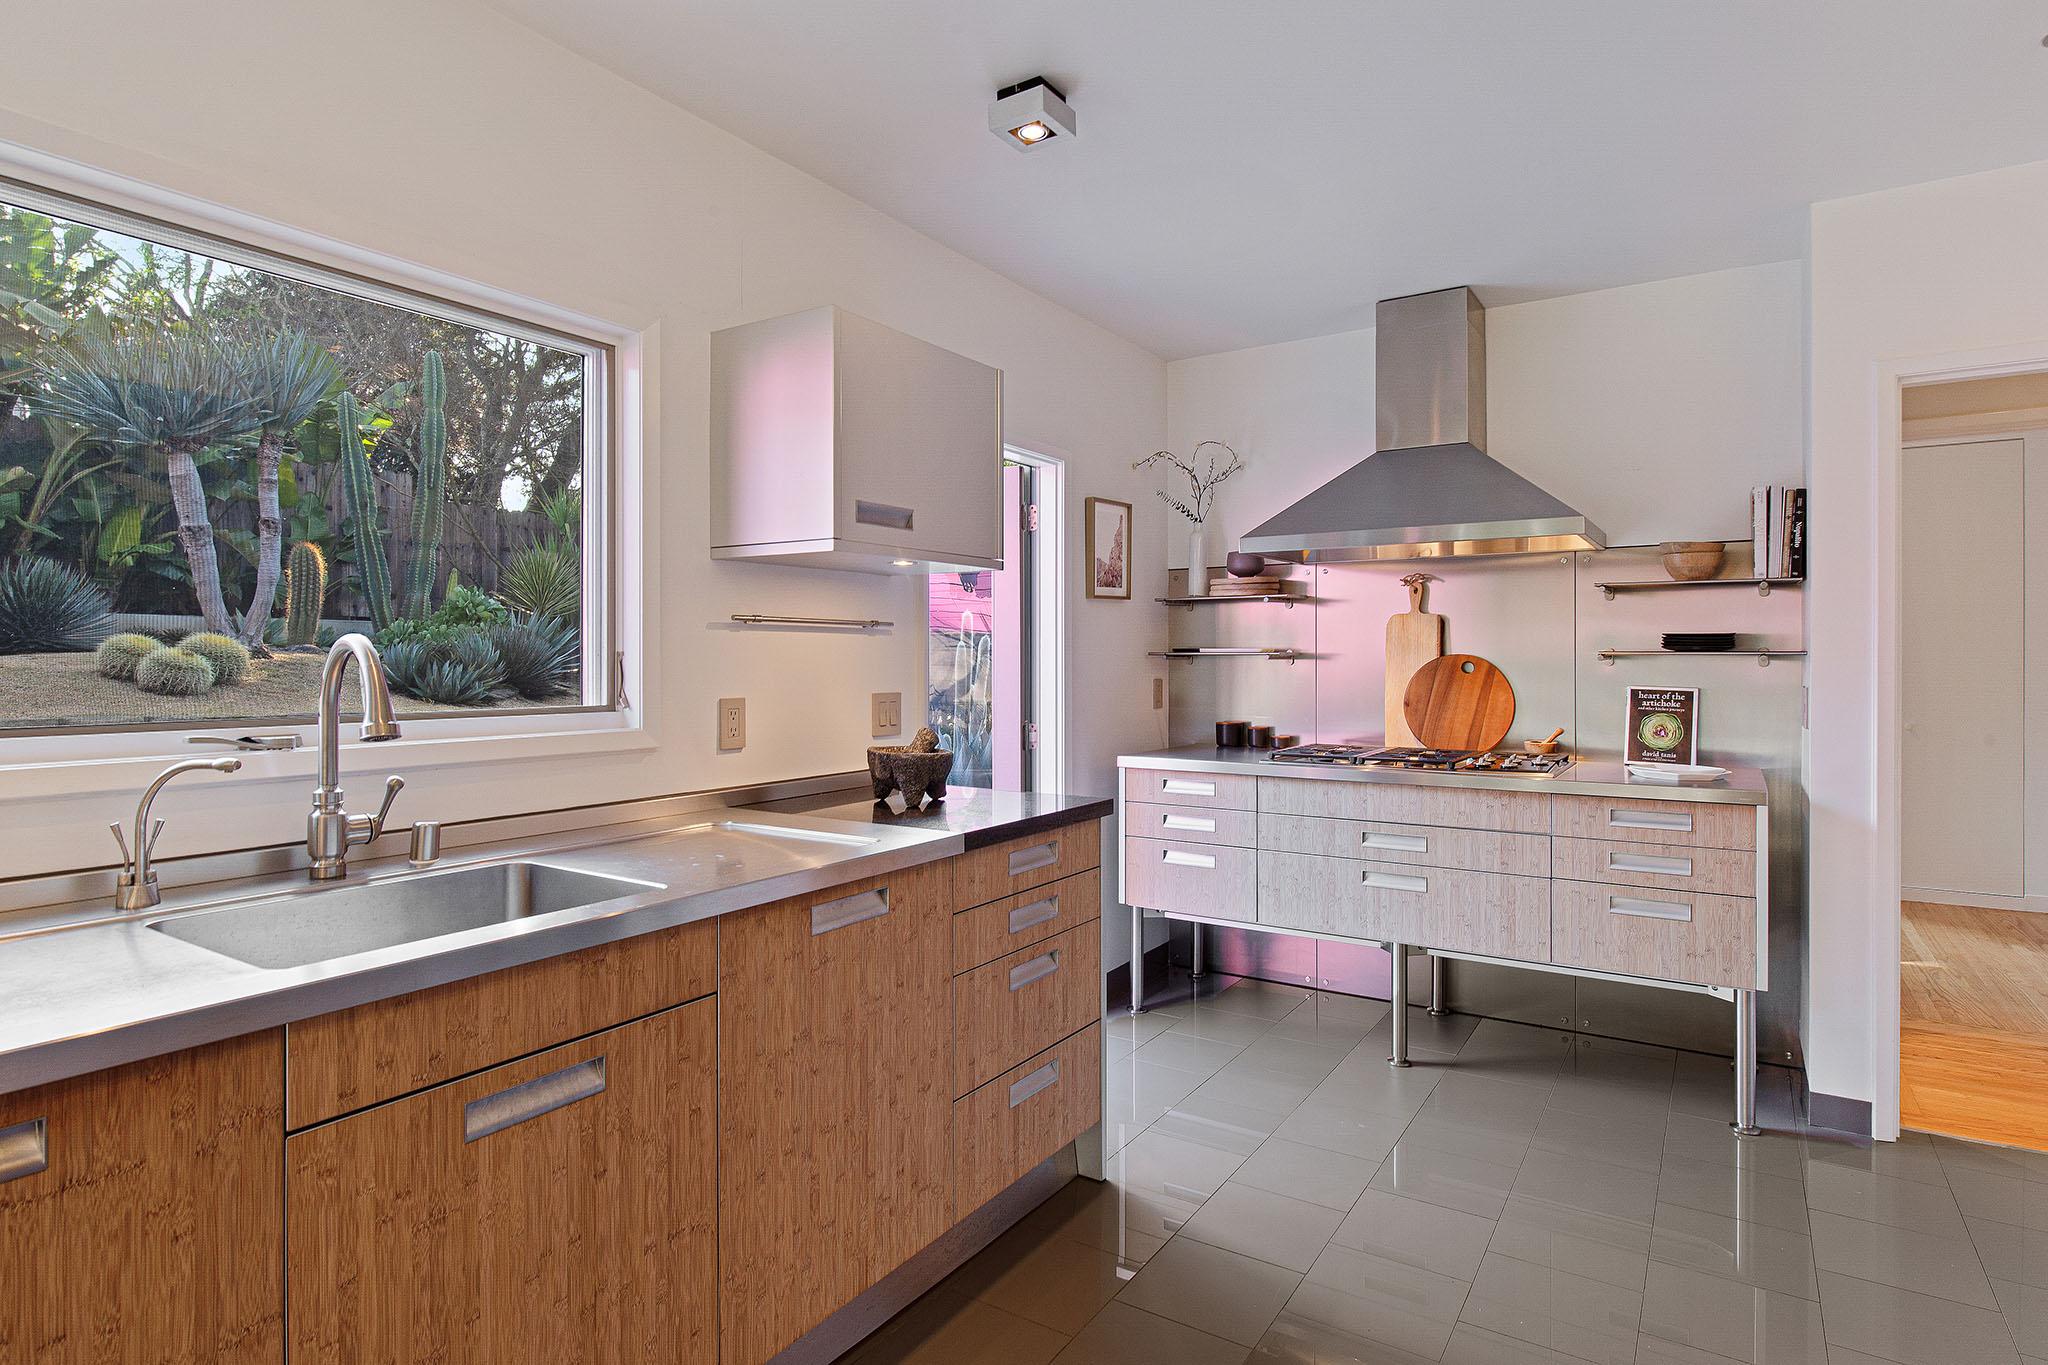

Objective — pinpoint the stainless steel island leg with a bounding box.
[1129,904,1147,1016]
[1428,953,1448,1017]
[1388,943,1411,1067]
[1190,921,1205,981]
[1732,988,1761,1136]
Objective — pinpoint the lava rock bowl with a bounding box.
[868,744,954,807]
[1225,551,1269,578]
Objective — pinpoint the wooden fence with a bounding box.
[215,469,559,621]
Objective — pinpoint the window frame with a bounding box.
[0,147,650,792]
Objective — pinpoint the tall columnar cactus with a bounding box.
[284,540,326,647]
[404,350,447,620]
[337,391,394,632]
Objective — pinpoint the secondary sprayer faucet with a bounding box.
[306,633,405,881]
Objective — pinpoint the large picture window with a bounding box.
[0,184,608,735]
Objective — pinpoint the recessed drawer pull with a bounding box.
[1362,831,1428,853]
[1008,896,1061,933]
[854,499,914,530]
[1162,813,1217,833]
[1008,1059,1061,1108]
[811,887,891,935]
[1609,852,1694,877]
[1609,809,1693,833]
[1008,949,1062,991]
[1362,870,1429,894]
[1008,843,1059,876]
[1608,895,1693,923]
[1160,778,1216,797]
[1162,849,1217,869]
[0,1118,47,1184]
[463,1057,606,1143]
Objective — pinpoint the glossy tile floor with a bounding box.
[841,975,2048,1365]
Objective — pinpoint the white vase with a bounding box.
[1185,524,1210,597]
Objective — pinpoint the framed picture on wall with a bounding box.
[1085,497,1132,600]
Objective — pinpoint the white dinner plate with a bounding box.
[1625,762,1728,781]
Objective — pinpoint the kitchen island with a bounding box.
[1117,745,1773,1133]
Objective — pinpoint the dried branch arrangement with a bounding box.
[1132,440,1245,526]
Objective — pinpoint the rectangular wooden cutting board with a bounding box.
[1384,574,1443,747]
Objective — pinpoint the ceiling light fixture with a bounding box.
[989,77,1075,151]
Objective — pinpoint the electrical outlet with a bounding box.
[1152,676,1165,710]
[717,697,746,751]
[872,691,903,736]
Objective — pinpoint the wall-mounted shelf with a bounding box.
[1149,647,1302,664]
[1598,648,1807,668]
[731,614,894,629]
[1157,594,1310,608]
[1596,577,1804,600]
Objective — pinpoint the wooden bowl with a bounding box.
[1523,738,1561,755]
[1659,541,1726,581]
[868,744,954,806]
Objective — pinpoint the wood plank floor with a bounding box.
[1901,900,2048,1150]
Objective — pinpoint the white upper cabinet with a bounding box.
[711,306,1003,573]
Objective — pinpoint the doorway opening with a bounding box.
[925,448,1064,792]
[1899,373,2048,1150]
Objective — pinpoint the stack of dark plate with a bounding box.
[1662,632,1736,652]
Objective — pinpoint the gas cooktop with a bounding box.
[1267,744,1570,775]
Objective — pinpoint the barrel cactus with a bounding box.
[177,632,251,686]
[134,646,216,696]
[95,633,161,681]
[337,392,394,632]
[284,541,326,647]
[404,350,447,620]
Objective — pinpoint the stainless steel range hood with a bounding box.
[1240,287,1606,562]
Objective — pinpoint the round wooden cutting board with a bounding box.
[1403,654,1516,752]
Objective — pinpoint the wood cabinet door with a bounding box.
[286,999,717,1365]
[717,864,952,1365]
[0,1031,284,1365]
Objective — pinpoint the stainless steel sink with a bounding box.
[148,861,663,970]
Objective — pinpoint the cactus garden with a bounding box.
[0,196,590,729]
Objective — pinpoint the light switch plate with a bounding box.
[872,691,903,736]
[717,697,746,751]
[1153,676,1165,710]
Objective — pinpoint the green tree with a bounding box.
[29,328,260,634]
[235,331,340,646]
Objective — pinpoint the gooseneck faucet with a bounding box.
[111,757,243,911]
[306,633,405,881]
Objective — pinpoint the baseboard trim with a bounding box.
[1905,886,2048,914]
[1809,1090,1873,1137]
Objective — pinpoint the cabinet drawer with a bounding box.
[1122,836,1257,922]
[1259,777,1550,833]
[1256,850,1550,962]
[1551,880,1759,989]
[1259,812,1548,876]
[954,922,1100,1097]
[953,821,1101,908]
[1122,765,1256,811]
[287,999,717,1365]
[954,868,1100,974]
[287,917,717,1129]
[1551,837,1756,897]
[955,1024,1102,1218]
[1552,795,1756,850]
[1126,800,1258,848]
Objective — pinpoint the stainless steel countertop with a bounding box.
[1119,746,1770,805]
[0,790,1109,1097]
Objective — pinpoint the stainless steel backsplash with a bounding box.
[1163,544,1807,1065]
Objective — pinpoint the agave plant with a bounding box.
[0,555,114,654]
[234,331,340,647]
[28,327,261,635]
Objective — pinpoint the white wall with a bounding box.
[1167,262,1807,556]
[0,0,1169,882]
[1808,157,2048,1111]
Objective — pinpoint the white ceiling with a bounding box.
[487,0,2048,360]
